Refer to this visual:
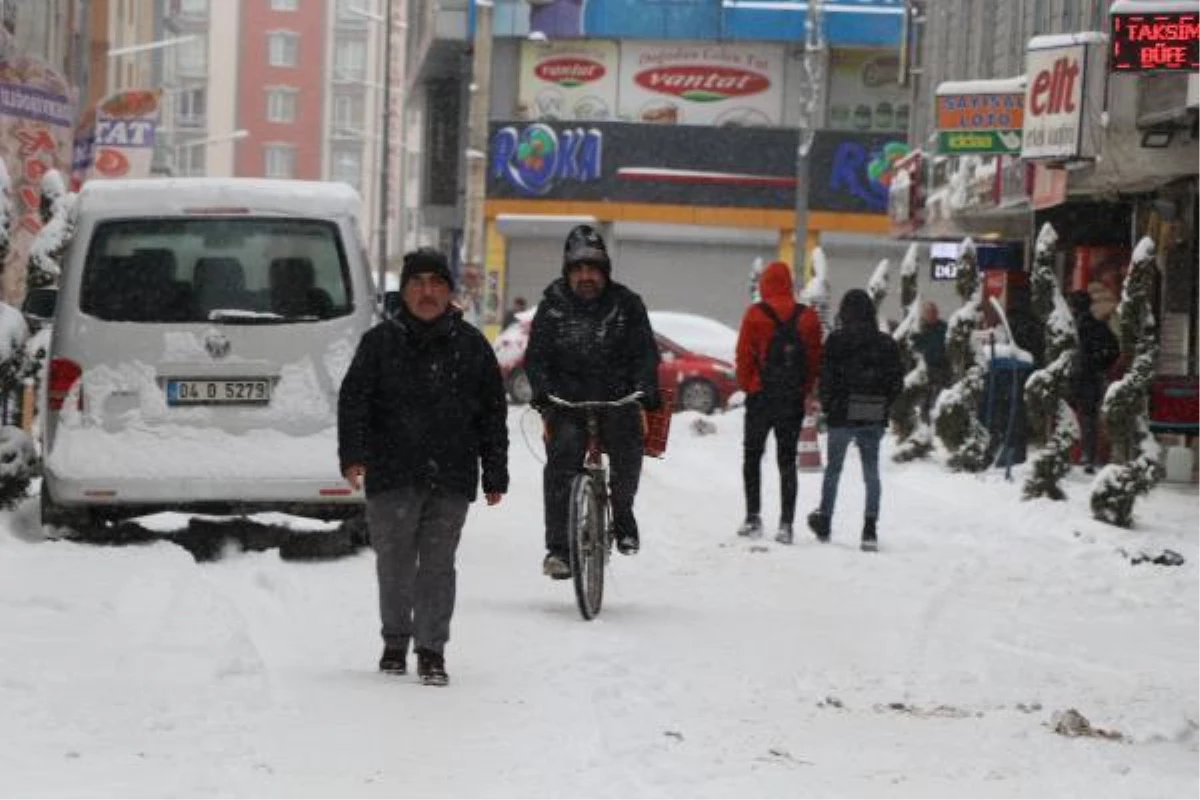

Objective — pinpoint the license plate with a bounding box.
[166,379,271,406]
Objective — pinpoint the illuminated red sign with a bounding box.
[1111,12,1199,72]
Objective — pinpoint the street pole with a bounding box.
[461,0,493,327]
[376,0,394,300]
[794,0,825,282]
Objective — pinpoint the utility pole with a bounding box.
[461,0,493,327]
[793,0,825,282]
[376,0,394,299]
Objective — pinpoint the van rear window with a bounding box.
[80,218,353,323]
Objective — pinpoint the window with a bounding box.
[177,35,207,75]
[336,0,370,23]
[178,0,208,14]
[264,144,296,178]
[334,38,366,79]
[332,94,365,130]
[177,87,207,127]
[266,88,298,124]
[268,32,299,67]
[176,139,207,176]
[331,147,362,188]
[79,218,352,323]
[271,0,299,10]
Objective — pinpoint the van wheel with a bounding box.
[507,368,533,405]
[279,516,367,561]
[677,379,718,415]
[40,490,100,539]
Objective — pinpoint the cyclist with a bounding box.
[526,225,661,579]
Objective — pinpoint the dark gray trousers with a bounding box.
[367,486,470,656]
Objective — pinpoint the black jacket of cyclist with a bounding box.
[525,224,660,579]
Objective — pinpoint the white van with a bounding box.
[41,178,377,533]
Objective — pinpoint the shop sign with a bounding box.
[518,40,619,122]
[1022,42,1098,160]
[1111,12,1199,72]
[617,43,784,127]
[490,124,603,197]
[90,89,161,181]
[935,89,1024,154]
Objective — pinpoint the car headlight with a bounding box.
[720,368,736,381]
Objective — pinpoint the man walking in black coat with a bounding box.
[1068,291,1120,473]
[338,248,508,686]
[526,225,660,579]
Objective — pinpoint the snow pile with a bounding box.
[27,169,76,289]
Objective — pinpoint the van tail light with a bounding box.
[48,358,82,411]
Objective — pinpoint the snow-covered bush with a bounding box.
[0,302,37,508]
[800,246,831,339]
[1091,237,1162,527]
[1023,224,1080,501]
[890,244,932,461]
[934,238,989,471]
[27,169,75,290]
[866,258,890,316]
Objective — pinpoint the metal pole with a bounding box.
[794,0,824,280]
[461,0,493,325]
[376,0,394,299]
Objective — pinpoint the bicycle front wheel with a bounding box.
[567,472,605,620]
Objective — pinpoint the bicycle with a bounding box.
[546,391,644,620]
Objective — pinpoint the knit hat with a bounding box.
[400,247,454,291]
[562,224,611,278]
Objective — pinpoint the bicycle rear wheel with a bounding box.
[567,472,605,620]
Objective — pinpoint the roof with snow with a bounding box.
[1028,31,1110,49]
[75,178,363,221]
[1110,0,1200,13]
[936,76,1027,95]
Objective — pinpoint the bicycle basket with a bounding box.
[643,385,675,459]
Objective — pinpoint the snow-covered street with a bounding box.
[1,406,1196,797]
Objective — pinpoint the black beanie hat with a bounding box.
[562,224,611,278]
[401,247,454,291]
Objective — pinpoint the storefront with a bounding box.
[484,120,905,334]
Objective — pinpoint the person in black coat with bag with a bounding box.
[338,248,509,686]
[1068,290,1120,473]
[525,225,660,579]
[807,289,903,552]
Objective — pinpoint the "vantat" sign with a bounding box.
[1111,12,1199,72]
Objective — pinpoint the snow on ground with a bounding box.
[0,407,1196,797]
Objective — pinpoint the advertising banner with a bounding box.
[1111,11,1198,72]
[0,51,75,298]
[517,40,619,122]
[827,49,910,134]
[935,84,1024,155]
[488,120,907,217]
[89,89,162,180]
[616,42,784,127]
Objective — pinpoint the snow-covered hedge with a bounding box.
[27,169,75,290]
[934,238,989,471]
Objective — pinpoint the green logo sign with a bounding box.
[938,129,1022,155]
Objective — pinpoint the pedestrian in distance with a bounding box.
[734,260,822,544]
[1068,290,1120,473]
[338,247,509,686]
[807,289,903,552]
[914,301,950,420]
[525,224,661,580]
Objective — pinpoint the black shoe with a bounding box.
[807,511,830,543]
[378,646,407,675]
[543,552,571,580]
[861,516,878,553]
[736,514,763,538]
[614,512,640,555]
[416,647,449,687]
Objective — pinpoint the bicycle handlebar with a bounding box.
[546,391,645,410]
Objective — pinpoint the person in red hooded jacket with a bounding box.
[734,260,823,543]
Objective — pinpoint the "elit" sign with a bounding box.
[1022,45,1086,160]
[1111,12,1199,72]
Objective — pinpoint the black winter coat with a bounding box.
[525,278,661,409]
[819,323,904,428]
[1072,313,1120,406]
[337,308,509,500]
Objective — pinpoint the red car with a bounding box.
[495,319,737,415]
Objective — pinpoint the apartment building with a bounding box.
[157,0,401,253]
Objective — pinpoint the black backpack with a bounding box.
[757,302,808,402]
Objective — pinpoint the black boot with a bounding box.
[806,511,830,543]
[416,647,449,686]
[861,516,878,552]
[378,643,408,675]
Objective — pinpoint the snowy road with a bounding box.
[1,407,1196,797]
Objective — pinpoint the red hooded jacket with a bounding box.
[735,261,822,398]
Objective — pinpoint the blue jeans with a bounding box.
[820,425,884,519]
